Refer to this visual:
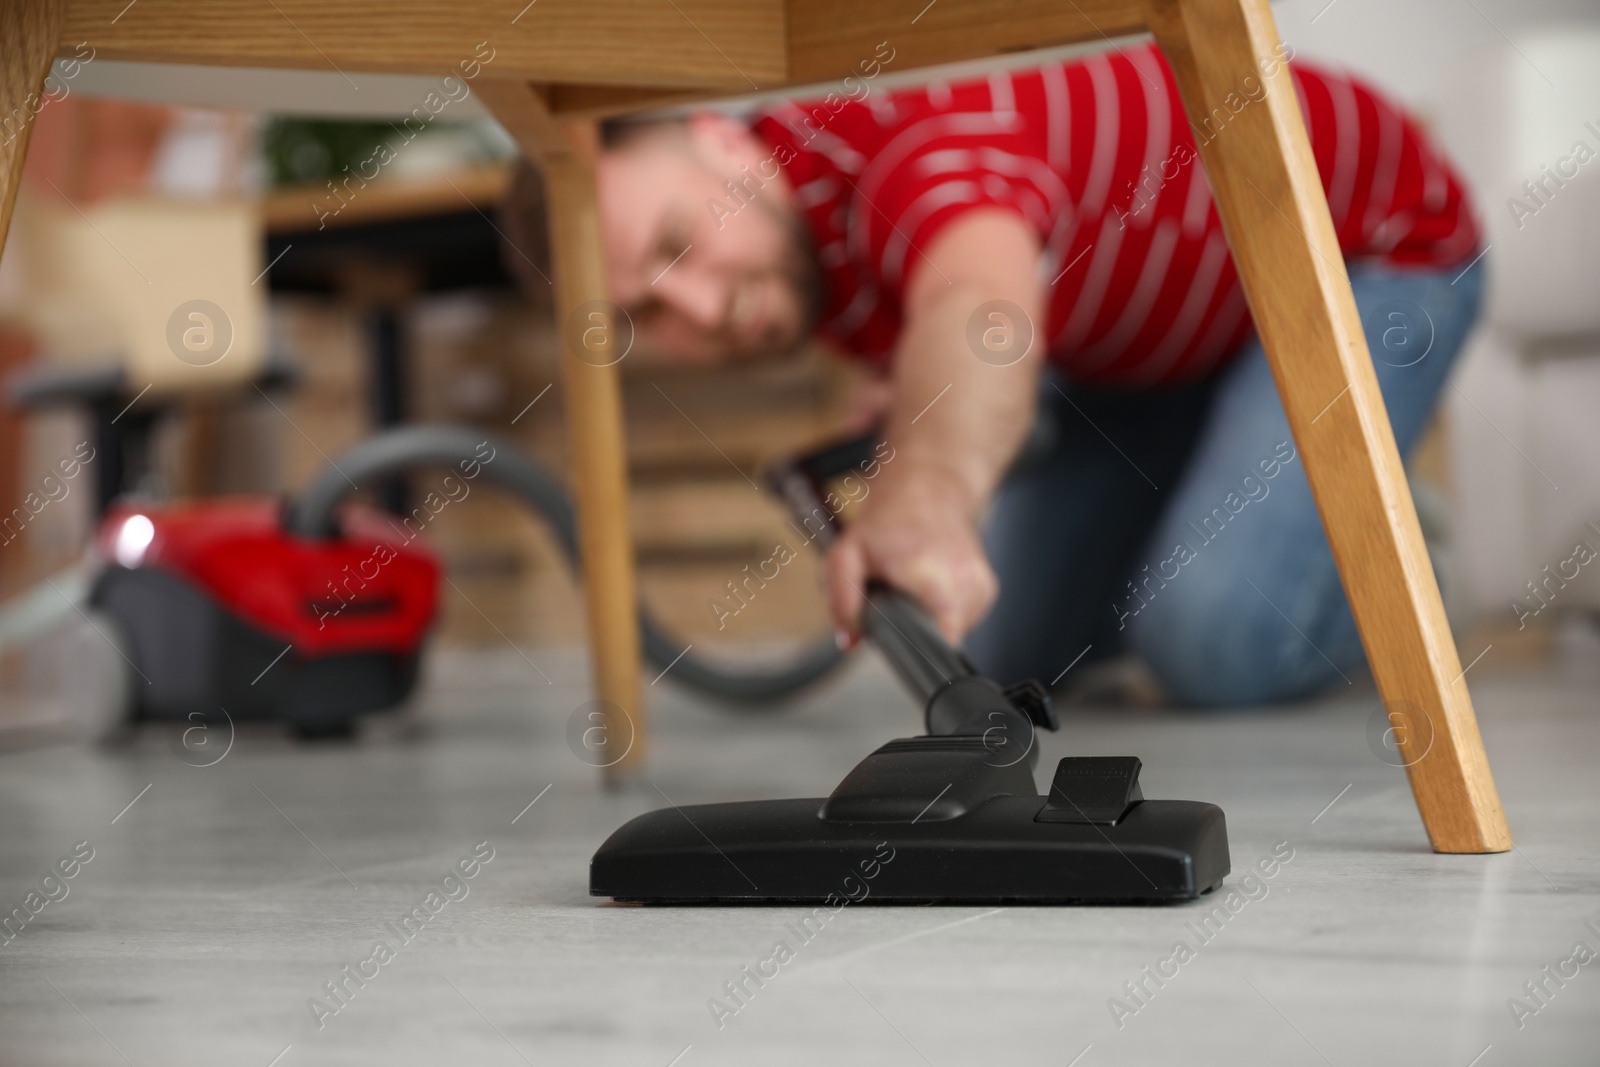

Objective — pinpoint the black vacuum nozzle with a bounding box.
[590,432,1230,905]
[591,742,1229,904]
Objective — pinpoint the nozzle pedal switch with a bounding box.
[1037,756,1144,825]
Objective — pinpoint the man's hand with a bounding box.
[827,463,996,646]
[822,207,1045,647]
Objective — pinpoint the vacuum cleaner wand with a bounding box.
[768,452,1056,754]
[590,435,1230,904]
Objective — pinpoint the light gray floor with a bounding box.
[2,645,1597,1067]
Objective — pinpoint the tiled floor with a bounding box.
[1,645,1596,1066]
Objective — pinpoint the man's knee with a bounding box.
[1123,565,1355,706]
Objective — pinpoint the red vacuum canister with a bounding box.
[90,498,438,735]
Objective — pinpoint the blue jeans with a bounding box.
[965,259,1485,706]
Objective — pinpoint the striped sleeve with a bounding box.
[847,76,1065,296]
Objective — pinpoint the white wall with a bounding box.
[1271,1,1600,623]
[1272,0,1600,106]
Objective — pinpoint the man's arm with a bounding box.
[827,207,1046,644]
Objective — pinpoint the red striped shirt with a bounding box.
[752,43,1479,385]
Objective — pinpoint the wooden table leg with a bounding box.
[0,0,63,603]
[479,82,645,779]
[1142,0,1510,852]
[0,0,65,254]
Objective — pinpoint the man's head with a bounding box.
[503,112,821,365]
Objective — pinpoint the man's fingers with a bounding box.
[927,581,976,646]
[963,553,1000,638]
[826,535,868,641]
[829,520,998,648]
[896,558,962,645]
[901,551,995,645]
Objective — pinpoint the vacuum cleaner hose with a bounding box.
[281,425,844,706]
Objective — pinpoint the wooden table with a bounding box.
[0,0,1511,853]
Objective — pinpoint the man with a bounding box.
[503,40,1483,706]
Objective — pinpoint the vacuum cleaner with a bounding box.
[69,425,844,737]
[589,439,1231,904]
[91,496,439,737]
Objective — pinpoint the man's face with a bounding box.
[598,114,819,365]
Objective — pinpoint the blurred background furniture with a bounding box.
[261,164,515,514]
[1431,29,1600,637]
[0,92,271,513]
